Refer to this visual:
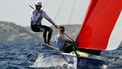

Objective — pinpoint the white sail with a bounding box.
[107,11,122,50]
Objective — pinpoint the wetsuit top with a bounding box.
[54,33,66,48]
[31,9,55,25]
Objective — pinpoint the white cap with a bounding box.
[35,2,42,6]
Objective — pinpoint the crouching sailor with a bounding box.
[54,26,75,53]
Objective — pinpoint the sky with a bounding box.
[0,0,90,27]
[0,0,121,27]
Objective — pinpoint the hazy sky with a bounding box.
[0,0,90,26]
[0,0,121,27]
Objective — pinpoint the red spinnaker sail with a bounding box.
[77,0,122,50]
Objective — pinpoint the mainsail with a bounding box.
[77,0,122,50]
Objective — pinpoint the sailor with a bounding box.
[31,1,58,44]
[54,26,75,53]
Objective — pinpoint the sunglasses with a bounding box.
[36,5,42,7]
[60,29,64,32]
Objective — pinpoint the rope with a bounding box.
[64,33,75,42]
[68,0,76,24]
[42,0,49,10]
[66,0,76,42]
[66,0,79,59]
[44,0,75,42]
[54,0,65,22]
[53,0,76,42]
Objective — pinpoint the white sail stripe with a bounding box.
[106,11,122,50]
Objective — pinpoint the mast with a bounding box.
[77,0,122,50]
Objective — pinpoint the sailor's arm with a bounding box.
[65,39,75,45]
[43,12,58,28]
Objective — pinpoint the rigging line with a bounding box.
[78,6,84,33]
[54,0,65,22]
[42,0,49,10]
[64,33,75,42]
[64,0,76,42]
[68,0,76,24]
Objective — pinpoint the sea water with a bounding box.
[0,40,122,69]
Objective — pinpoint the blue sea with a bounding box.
[0,40,122,69]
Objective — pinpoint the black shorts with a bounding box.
[31,25,52,32]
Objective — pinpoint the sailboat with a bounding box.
[30,0,122,69]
